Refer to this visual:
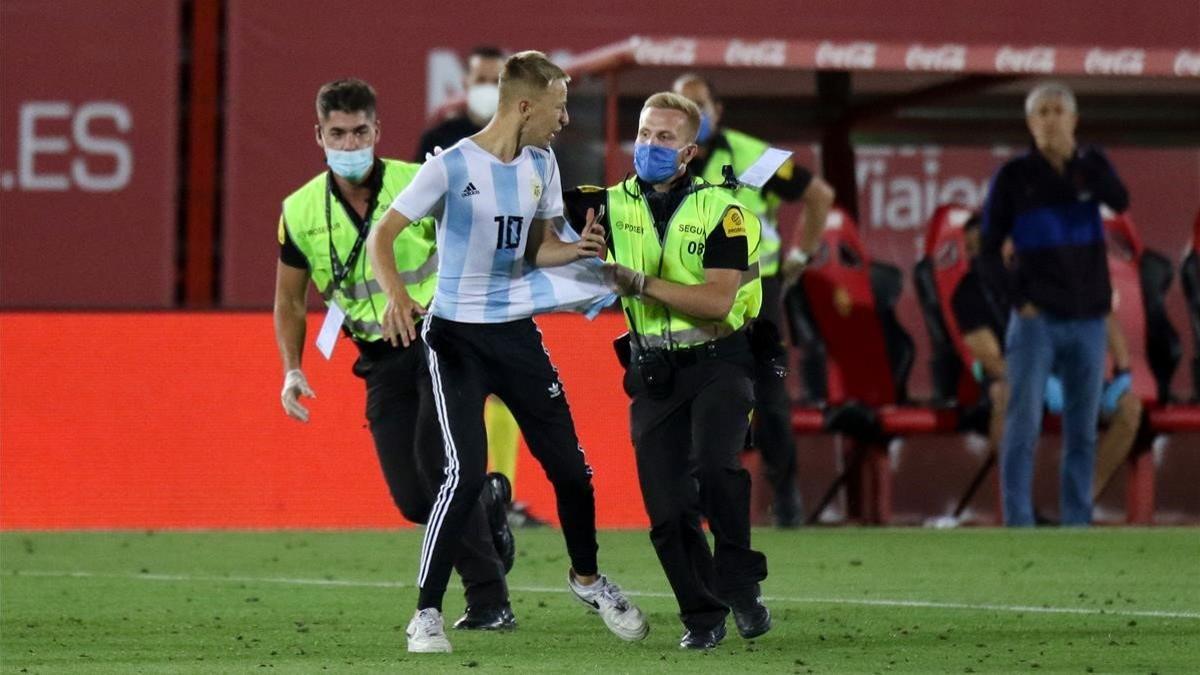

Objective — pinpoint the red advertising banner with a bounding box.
[0,1,179,308]
[221,0,1199,308]
[0,312,645,529]
[574,36,1200,78]
[3,311,1198,529]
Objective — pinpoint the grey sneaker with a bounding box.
[406,608,452,653]
[568,571,649,641]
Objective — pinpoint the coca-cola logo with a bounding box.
[1176,50,1200,77]
[815,41,877,70]
[905,44,966,72]
[633,38,696,66]
[725,39,786,67]
[995,46,1056,73]
[1085,48,1145,75]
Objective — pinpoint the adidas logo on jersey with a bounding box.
[461,182,480,197]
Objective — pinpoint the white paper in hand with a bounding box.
[737,147,794,190]
[315,301,347,360]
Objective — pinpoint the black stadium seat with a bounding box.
[1180,209,1200,401]
[784,208,957,524]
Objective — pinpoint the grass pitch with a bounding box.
[2,528,1197,673]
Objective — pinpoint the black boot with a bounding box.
[483,472,516,572]
[679,620,727,649]
[453,603,517,630]
[730,596,771,639]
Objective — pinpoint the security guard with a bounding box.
[674,74,834,527]
[569,92,770,650]
[273,78,515,631]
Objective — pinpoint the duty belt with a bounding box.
[633,330,751,368]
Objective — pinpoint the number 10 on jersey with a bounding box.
[494,215,524,250]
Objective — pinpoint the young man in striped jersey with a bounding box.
[367,51,647,654]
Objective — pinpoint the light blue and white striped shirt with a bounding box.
[390,139,613,323]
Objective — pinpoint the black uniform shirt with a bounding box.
[414,116,481,162]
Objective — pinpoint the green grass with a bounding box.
[2,528,1197,673]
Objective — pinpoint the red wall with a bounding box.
[0,312,644,529]
[0,0,179,308]
[218,0,1200,307]
[3,311,1197,529]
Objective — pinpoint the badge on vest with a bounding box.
[722,208,747,237]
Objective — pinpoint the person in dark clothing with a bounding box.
[673,73,834,528]
[414,46,505,161]
[979,82,1129,526]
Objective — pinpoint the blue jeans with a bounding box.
[1001,310,1107,526]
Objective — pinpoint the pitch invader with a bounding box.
[367,50,647,653]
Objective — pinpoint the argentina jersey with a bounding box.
[389,139,572,323]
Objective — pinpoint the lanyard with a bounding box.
[324,173,377,290]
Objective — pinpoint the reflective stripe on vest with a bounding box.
[282,158,438,342]
[606,176,763,349]
[319,253,439,303]
[345,317,383,337]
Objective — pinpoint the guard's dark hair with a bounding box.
[316,78,377,120]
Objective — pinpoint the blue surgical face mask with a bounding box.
[633,143,683,184]
[696,113,713,144]
[324,145,374,182]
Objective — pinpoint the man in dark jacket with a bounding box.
[980,82,1129,526]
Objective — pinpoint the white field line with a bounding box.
[8,569,1199,621]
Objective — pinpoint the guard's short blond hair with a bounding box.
[642,92,701,142]
[499,50,570,104]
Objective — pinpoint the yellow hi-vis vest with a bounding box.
[281,159,437,341]
[605,176,762,349]
[697,128,785,276]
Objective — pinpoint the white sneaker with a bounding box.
[406,608,452,653]
[568,571,649,641]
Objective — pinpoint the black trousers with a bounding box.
[755,275,802,517]
[351,335,507,608]
[626,337,768,631]
[417,316,598,610]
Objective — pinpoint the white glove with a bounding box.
[423,145,444,162]
[281,369,316,422]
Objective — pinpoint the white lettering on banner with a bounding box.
[815,41,877,69]
[12,101,133,192]
[994,46,1056,73]
[1176,50,1200,77]
[18,102,71,190]
[1084,48,1145,75]
[72,102,132,191]
[855,146,995,232]
[905,44,967,72]
[634,38,696,66]
[725,39,786,67]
